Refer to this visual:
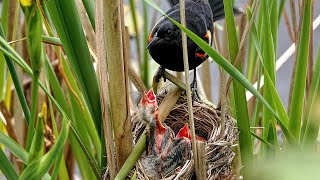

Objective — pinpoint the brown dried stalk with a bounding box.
[96,0,117,178]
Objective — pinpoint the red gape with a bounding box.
[177,123,207,141]
[139,89,192,179]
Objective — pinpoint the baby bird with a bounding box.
[138,90,192,179]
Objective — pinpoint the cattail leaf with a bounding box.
[260,0,278,154]
[20,117,69,180]
[27,103,46,164]
[26,6,43,73]
[0,52,5,101]
[224,0,253,176]
[0,149,19,180]
[0,132,28,163]
[302,45,320,148]
[80,0,95,29]
[288,0,312,140]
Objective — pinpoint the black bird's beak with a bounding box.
[146,36,159,49]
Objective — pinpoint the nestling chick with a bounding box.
[138,90,192,179]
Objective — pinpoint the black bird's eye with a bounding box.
[165,30,173,36]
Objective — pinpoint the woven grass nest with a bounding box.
[131,85,238,180]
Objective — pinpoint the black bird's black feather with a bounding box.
[147,0,214,72]
[147,0,238,97]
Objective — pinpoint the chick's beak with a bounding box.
[146,36,159,49]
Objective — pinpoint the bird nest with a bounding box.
[131,86,238,180]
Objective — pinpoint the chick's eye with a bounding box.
[165,30,173,36]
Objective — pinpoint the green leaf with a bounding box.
[26,6,43,72]
[20,117,69,180]
[260,0,278,154]
[80,0,95,29]
[0,132,28,164]
[50,151,64,180]
[278,0,286,22]
[301,45,320,148]
[28,104,46,164]
[1,0,9,36]
[224,0,253,176]
[0,52,6,100]
[288,0,312,140]
[42,35,62,46]
[270,0,278,53]
[251,131,276,151]
[0,149,19,180]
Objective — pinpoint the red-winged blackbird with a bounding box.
[147,0,236,97]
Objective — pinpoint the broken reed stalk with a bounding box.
[96,0,117,178]
[179,0,199,177]
[103,0,133,169]
[195,141,207,179]
[115,85,182,180]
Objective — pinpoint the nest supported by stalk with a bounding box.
[131,85,238,180]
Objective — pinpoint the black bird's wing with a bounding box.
[167,0,180,7]
[166,0,242,21]
[208,0,242,21]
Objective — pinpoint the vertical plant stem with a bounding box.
[306,1,314,97]
[25,5,43,151]
[195,141,206,179]
[1,0,9,36]
[96,0,117,178]
[301,46,320,148]
[288,0,312,140]
[26,73,39,150]
[289,0,297,40]
[224,0,253,177]
[104,0,133,169]
[283,9,295,43]
[179,0,198,176]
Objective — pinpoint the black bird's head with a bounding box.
[147,19,180,49]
